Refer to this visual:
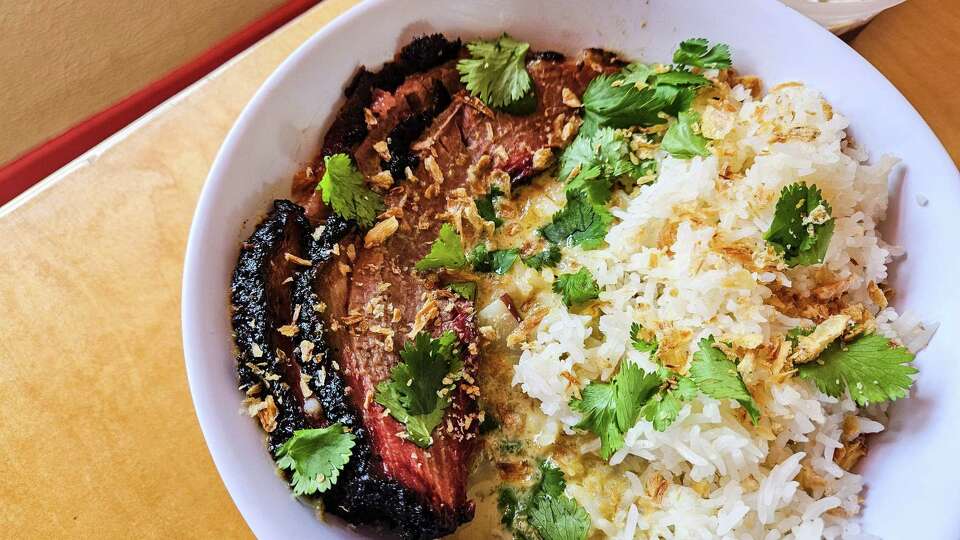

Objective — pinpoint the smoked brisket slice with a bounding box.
[291,217,474,539]
[231,204,477,539]
[231,200,315,451]
[232,34,629,539]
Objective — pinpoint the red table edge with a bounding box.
[0,0,322,207]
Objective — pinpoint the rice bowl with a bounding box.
[180,1,960,539]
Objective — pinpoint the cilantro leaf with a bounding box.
[559,128,645,181]
[490,249,520,274]
[798,333,916,406]
[528,492,591,540]
[565,165,610,207]
[539,195,613,250]
[640,374,697,432]
[534,460,567,496]
[630,322,659,354]
[522,245,562,270]
[500,461,591,540]
[374,331,463,447]
[415,223,467,271]
[275,424,356,496]
[688,337,760,424]
[654,69,711,88]
[570,361,662,459]
[673,38,732,69]
[468,243,520,275]
[476,186,504,227]
[553,268,600,307]
[619,63,655,88]
[580,73,673,135]
[661,111,711,159]
[498,439,524,455]
[559,128,654,206]
[317,153,385,228]
[457,34,533,109]
[579,63,714,136]
[764,182,835,267]
[446,281,477,301]
[498,486,524,530]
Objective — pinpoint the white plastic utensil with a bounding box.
[781,0,906,33]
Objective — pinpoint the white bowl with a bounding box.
[182,0,960,538]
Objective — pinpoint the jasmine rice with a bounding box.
[461,61,935,540]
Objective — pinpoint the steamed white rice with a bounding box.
[503,82,936,539]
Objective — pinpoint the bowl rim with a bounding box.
[181,0,960,538]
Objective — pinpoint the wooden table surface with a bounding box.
[1,0,957,537]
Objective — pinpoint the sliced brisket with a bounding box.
[232,34,625,540]
[231,200,316,451]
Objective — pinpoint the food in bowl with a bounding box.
[228,33,934,539]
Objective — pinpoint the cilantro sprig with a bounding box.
[476,186,505,227]
[579,62,713,136]
[570,361,662,460]
[468,243,520,275]
[317,153,385,228]
[275,424,356,496]
[499,461,590,540]
[571,356,699,458]
[522,245,562,270]
[630,322,659,354]
[575,38,730,137]
[374,331,463,447]
[571,331,761,458]
[457,34,533,110]
[764,182,835,266]
[446,281,477,301]
[798,333,916,406]
[415,223,467,271]
[688,337,760,424]
[560,127,656,206]
[540,195,613,250]
[640,372,698,432]
[673,38,732,69]
[580,71,681,136]
[553,268,600,307]
[661,111,711,159]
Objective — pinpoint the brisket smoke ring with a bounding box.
[231,33,622,539]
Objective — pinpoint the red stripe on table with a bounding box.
[0,0,321,207]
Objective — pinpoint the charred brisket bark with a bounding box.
[321,34,462,158]
[381,79,453,180]
[231,200,314,452]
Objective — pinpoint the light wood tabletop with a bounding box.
[0,0,956,537]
